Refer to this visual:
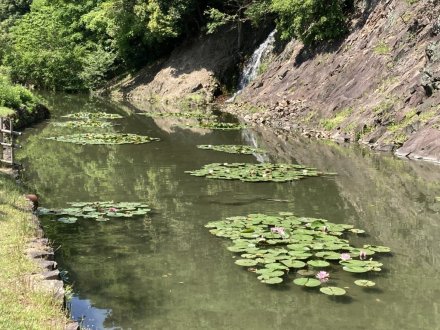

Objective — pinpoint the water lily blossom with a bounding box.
[316,271,330,283]
[359,250,367,260]
[271,226,286,236]
[340,253,351,261]
[109,207,118,212]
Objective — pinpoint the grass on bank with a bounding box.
[0,173,67,330]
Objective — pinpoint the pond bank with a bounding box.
[0,171,77,329]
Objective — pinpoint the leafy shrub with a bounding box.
[271,0,349,44]
[0,73,38,112]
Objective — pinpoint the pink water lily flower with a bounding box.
[271,226,286,236]
[340,253,351,261]
[359,250,367,260]
[109,207,118,212]
[316,271,330,283]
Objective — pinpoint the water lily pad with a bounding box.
[293,278,321,287]
[197,145,265,155]
[205,211,390,295]
[354,280,376,287]
[58,217,77,224]
[139,111,215,119]
[307,260,330,268]
[46,133,160,145]
[62,112,123,120]
[186,163,329,183]
[53,120,113,129]
[282,260,306,268]
[342,266,373,273]
[350,228,365,234]
[257,270,285,279]
[185,122,246,130]
[261,277,283,284]
[39,202,151,222]
[297,269,316,277]
[235,259,258,267]
[265,263,288,270]
[363,245,391,253]
[320,287,346,296]
[315,251,341,260]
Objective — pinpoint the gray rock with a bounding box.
[42,269,60,281]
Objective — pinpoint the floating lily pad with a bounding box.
[206,212,389,291]
[139,111,215,119]
[281,260,306,268]
[186,163,330,183]
[185,122,246,130]
[297,269,316,277]
[235,259,258,267]
[363,245,391,253]
[62,112,123,120]
[53,120,113,129]
[261,277,283,284]
[349,228,365,234]
[307,260,330,268]
[293,278,321,287]
[58,217,77,224]
[197,145,265,155]
[38,202,151,222]
[46,133,160,145]
[320,287,346,296]
[354,280,376,287]
[315,251,341,260]
[342,266,373,273]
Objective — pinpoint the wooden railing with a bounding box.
[0,117,22,167]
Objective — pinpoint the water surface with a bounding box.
[18,93,440,330]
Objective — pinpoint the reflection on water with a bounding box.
[18,93,440,330]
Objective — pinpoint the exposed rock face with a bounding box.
[232,0,440,162]
[102,24,273,104]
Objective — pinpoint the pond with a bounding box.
[18,93,440,329]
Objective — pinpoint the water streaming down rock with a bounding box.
[227,30,276,102]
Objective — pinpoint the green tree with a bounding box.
[205,0,271,48]
[5,0,115,90]
[271,0,349,44]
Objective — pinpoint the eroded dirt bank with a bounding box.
[101,24,273,104]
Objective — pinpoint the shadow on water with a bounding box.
[17,93,440,330]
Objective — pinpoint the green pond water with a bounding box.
[18,93,440,330]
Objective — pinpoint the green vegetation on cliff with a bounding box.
[0,0,353,91]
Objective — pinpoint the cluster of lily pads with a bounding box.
[53,120,113,129]
[197,145,265,155]
[46,133,160,145]
[37,202,151,223]
[62,112,123,120]
[186,163,329,182]
[206,212,390,295]
[185,122,246,130]
[139,111,215,119]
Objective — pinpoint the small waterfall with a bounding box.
[227,30,276,102]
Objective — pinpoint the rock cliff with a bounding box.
[233,0,440,162]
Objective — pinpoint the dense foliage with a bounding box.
[0,73,38,113]
[0,0,352,91]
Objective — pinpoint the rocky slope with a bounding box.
[230,0,440,162]
[101,24,272,105]
[105,0,440,162]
